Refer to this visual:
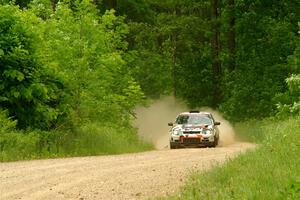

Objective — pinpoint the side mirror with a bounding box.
[168,122,173,126]
[214,122,221,126]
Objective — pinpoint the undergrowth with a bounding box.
[0,110,153,162]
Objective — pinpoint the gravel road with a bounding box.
[0,142,255,200]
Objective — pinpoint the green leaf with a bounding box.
[0,96,9,102]
[0,49,4,57]
[17,72,25,81]
[13,91,20,98]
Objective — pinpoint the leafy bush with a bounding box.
[35,1,145,126]
[276,74,300,117]
[0,108,152,162]
[274,25,300,117]
[0,4,64,129]
[0,109,17,133]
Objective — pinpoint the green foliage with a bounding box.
[0,1,152,161]
[0,124,153,162]
[287,74,300,93]
[276,74,300,116]
[0,109,17,134]
[0,121,152,163]
[29,0,53,20]
[165,117,300,200]
[0,0,31,8]
[36,1,144,126]
[275,30,300,117]
[0,108,152,162]
[118,0,300,120]
[125,20,174,98]
[125,0,214,103]
[284,178,300,199]
[0,4,64,129]
[220,1,299,121]
[0,1,146,129]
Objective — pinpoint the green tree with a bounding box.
[123,0,214,103]
[220,0,300,121]
[34,0,144,126]
[0,5,64,129]
[275,27,300,116]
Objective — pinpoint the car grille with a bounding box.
[182,138,200,144]
[183,131,201,134]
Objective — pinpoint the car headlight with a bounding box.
[205,129,212,134]
[172,130,182,135]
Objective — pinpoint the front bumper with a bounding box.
[170,136,214,147]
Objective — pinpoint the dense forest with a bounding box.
[0,0,300,160]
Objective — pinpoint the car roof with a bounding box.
[179,111,211,115]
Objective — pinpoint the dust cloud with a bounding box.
[133,96,236,149]
[133,96,187,149]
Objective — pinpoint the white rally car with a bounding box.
[168,111,220,149]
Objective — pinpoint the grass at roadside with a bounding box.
[164,116,300,200]
[0,122,153,162]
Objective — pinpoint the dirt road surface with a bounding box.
[1,142,255,200]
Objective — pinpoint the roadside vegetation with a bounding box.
[0,1,154,162]
[0,110,152,161]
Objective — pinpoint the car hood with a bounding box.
[172,124,213,132]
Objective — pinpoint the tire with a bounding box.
[210,137,219,148]
[170,142,177,149]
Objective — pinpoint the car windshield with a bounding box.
[176,114,213,125]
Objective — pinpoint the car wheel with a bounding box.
[215,137,219,146]
[210,137,219,148]
[170,142,177,149]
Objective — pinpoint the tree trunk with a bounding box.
[172,34,178,97]
[172,3,181,97]
[211,0,222,106]
[228,0,236,72]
